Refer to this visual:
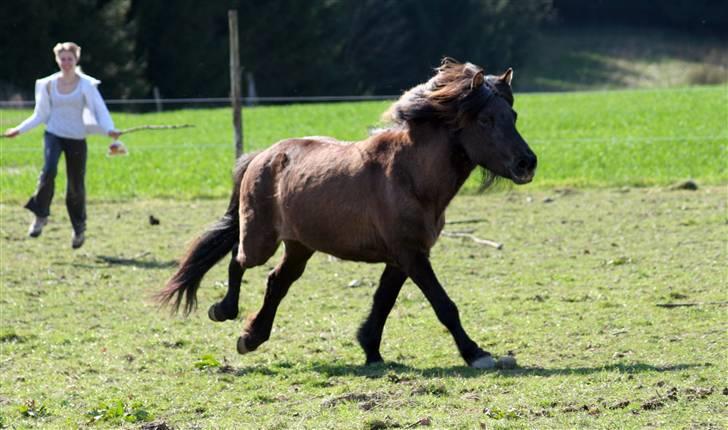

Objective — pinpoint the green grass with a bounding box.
[0,86,726,426]
[518,86,727,187]
[1,85,726,203]
[1,187,726,428]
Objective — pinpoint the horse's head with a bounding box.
[386,58,537,185]
[457,67,537,184]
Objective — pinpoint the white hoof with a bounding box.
[496,355,518,369]
[237,336,250,355]
[470,355,496,369]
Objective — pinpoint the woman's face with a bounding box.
[56,50,77,73]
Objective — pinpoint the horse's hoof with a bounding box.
[236,336,250,354]
[364,357,384,366]
[208,303,237,322]
[470,354,496,369]
[208,304,222,322]
[495,355,518,369]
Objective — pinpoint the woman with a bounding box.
[3,42,121,249]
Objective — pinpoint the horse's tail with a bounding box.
[156,151,260,315]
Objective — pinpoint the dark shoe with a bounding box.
[71,231,85,249]
[28,216,48,237]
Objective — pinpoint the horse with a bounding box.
[157,58,537,369]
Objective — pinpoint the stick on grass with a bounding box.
[442,231,503,249]
[119,124,194,135]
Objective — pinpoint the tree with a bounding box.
[337,0,554,94]
[552,0,728,34]
[2,0,554,100]
[0,0,147,100]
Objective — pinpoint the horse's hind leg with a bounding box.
[357,265,407,365]
[208,244,245,322]
[237,240,313,354]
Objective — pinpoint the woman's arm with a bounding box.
[87,84,117,135]
[12,80,51,135]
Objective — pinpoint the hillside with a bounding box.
[517,27,728,91]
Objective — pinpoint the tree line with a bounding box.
[1,0,724,101]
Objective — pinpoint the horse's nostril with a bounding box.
[517,155,537,172]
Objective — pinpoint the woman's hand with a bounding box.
[3,128,20,138]
[108,130,122,139]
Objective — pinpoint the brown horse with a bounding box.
[158,58,537,368]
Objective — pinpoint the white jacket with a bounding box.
[17,70,115,136]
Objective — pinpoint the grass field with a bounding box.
[0,186,726,429]
[0,85,726,428]
[1,85,726,202]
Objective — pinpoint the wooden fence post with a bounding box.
[153,86,162,112]
[229,10,243,158]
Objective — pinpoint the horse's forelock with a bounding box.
[431,61,481,93]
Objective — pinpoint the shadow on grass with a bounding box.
[66,255,178,270]
[218,363,279,377]
[304,361,710,379]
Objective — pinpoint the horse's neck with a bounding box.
[403,124,476,213]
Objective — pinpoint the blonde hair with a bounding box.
[53,42,81,61]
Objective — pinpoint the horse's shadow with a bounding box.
[224,361,709,379]
[68,254,177,270]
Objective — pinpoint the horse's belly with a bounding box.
[279,206,389,263]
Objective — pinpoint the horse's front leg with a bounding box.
[208,244,244,322]
[404,252,495,369]
[237,241,313,354]
[357,265,408,365]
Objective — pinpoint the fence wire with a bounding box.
[1,91,725,154]
[1,134,724,153]
[0,95,397,109]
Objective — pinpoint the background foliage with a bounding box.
[2,0,725,100]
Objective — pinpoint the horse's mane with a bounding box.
[382,58,497,129]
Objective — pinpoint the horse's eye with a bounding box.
[478,117,493,128]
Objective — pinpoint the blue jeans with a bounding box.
[24,131,87,234]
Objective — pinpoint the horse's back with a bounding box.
[239,136,393,262]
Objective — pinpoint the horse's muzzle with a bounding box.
[509,153,537,184]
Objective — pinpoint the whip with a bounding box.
[108,124,194,156]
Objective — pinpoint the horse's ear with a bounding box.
[500,68,513,86]
[471,71,485,90]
